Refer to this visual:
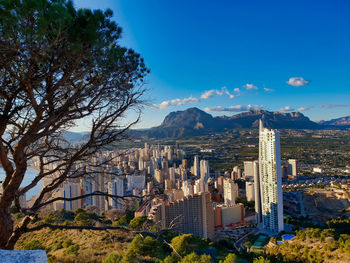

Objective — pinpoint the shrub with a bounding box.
[23,240,45,250]
[62,239,74,248]
[180,252,213,263]
[220,253,238,263]
[102,253,122,263]
[129,216,148,230]
[74,212,93,226]
[64,244,80,256]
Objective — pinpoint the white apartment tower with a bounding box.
[258,120,284,233]
[200,160,210,182]
[223,178,238,206]
[193,155,200,177]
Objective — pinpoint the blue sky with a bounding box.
[74,0,350,129]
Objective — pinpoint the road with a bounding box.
[234,228,259,251]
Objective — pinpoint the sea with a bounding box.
[0,167,42,201]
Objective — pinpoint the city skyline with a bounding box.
[73,0,350,130]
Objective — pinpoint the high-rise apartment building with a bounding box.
[149,192,214,239]
[108,178,125,211]
[193,155,200,177]
[246,181,255,201]
[200,160,210,182]
[63,182,81,211]
[244,161,254,178]
[223,178,238,205]
[258,120,284,233]
[288,159,298,177]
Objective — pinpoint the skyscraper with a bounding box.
[288,159,298,177]
[200,160,210,182]
[223,178,238,206]
[258,120,284,233]
[149,192,214,239]
[193,155,200,177]
[108,178,125,211]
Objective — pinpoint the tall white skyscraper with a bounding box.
[193,155,200,176]
[258,120,284,233]
[200,160,210,182]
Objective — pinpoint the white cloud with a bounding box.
[279,106,295,112]
[243,83,258,90]
[298,106,313,111]
[200,90,216,99]
[234,88,240,93]
[286,77,309,87]
[153,96,199,109]
[152,101,171,109]
[204,104,263,113]
[200,86,236,99]
[264,88,274,92]
[320,104,350,109]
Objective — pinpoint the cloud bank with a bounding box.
[152,96,199,109]
[286,77,309,87]
[204,104,263,113]
[320,104,350,109]
[201,86,236,99]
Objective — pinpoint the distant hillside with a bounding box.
[319,116,350,128]
[60,110,349,141]
[144,107,322,138]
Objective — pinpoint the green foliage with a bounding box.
[253,256,270,263]
[179,252,213,263]
[74,211,93,226]
[44,209,75,223]
[23,240,45,250]
[122,234,164,262]
[326,216,350,235]
[163,255,177,263]
[128,215,148,230]
[62,239,74,248]
[15,212,25,219]
[113,210,134,227]
[64,244,80,255]
[53,240,63,251]
[170,234,209,258]
[102,253,122,263]
[219,253,238,263]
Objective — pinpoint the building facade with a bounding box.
[258,120,284,233]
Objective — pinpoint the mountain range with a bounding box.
[62,108,350,141]
[143,107,350,139]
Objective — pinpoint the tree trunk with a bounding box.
[0,204,13,249]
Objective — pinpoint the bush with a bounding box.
[170,234,209,258]
[44,209,75,223]
[64,244,80,255]
[23,240,45,250]
[62,239,74,248]
[113,211,134,227]
[129,216,148,230]
[180,252,213,263]
[220,253,238,263]
[74,212,93,226]
[102,253,122,263]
